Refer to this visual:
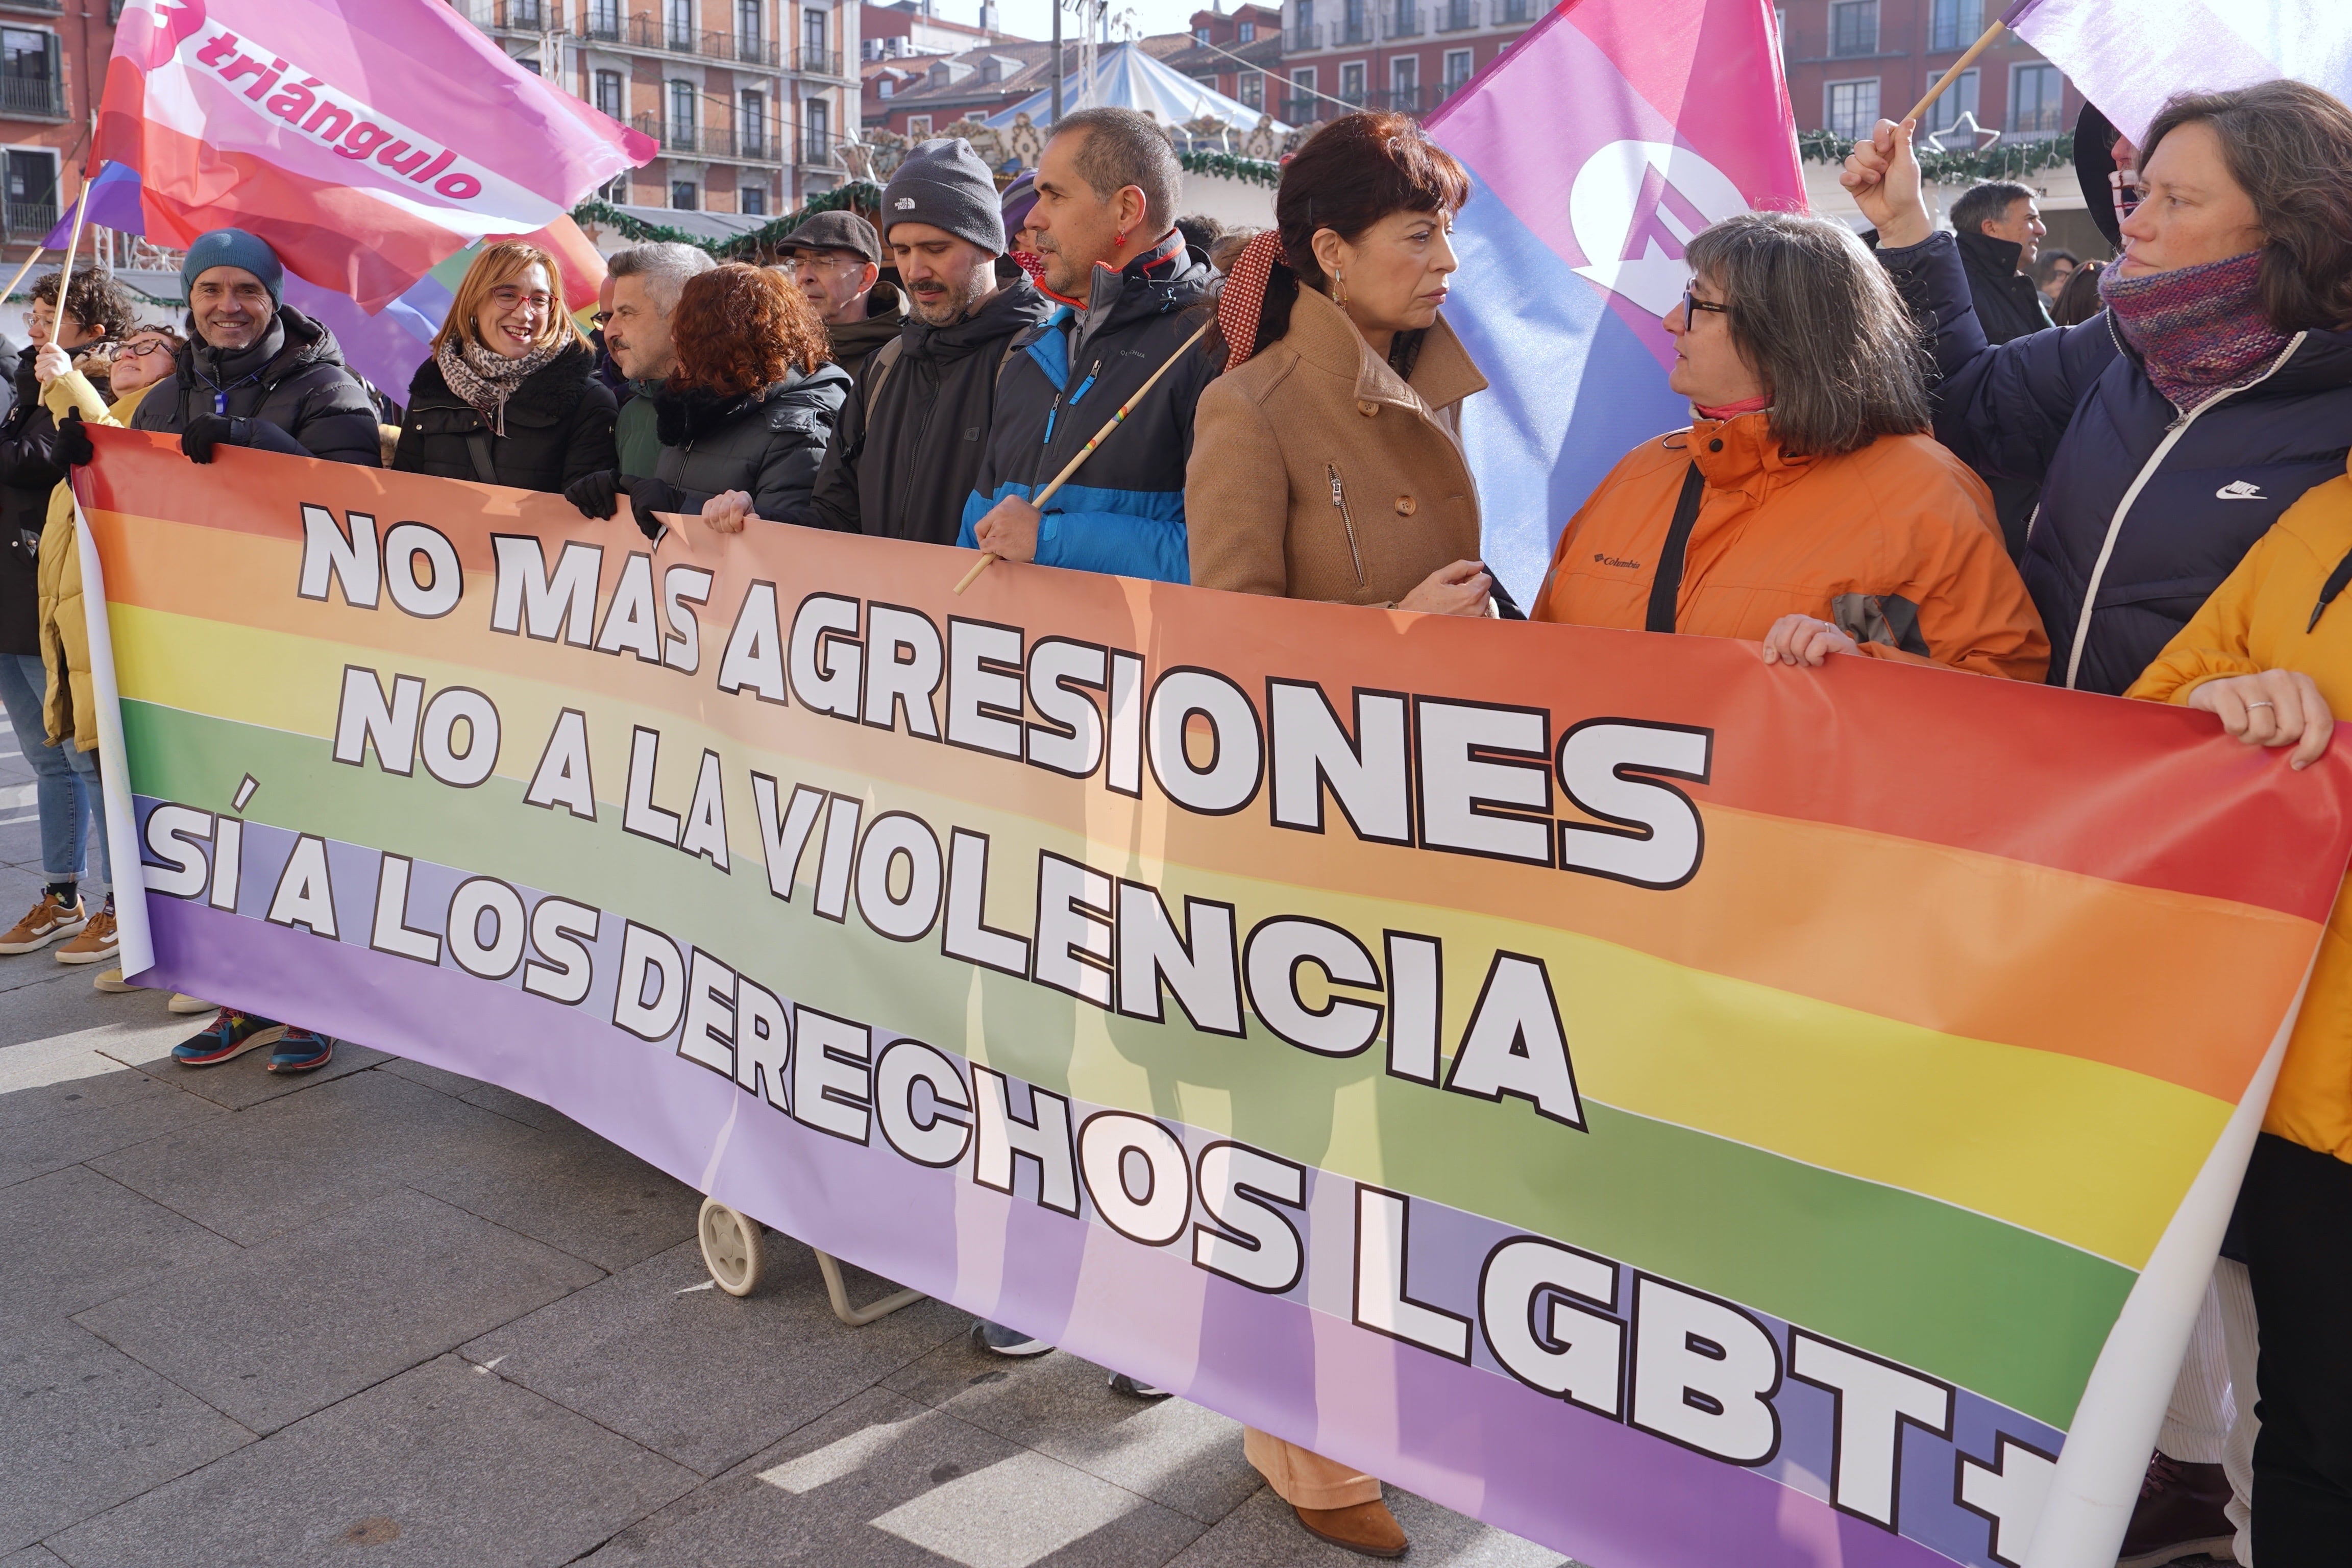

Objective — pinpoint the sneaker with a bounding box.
[171,1009,285,1066]
[267,1028,334,1073]
[972,1318,1052,1357]
[91,967,140,993]
[1108,1372,1169,1398]
[0,892,86,954]
[2119,1453,2236,1568]
[54,906,118,965]
[167,993,214,1015]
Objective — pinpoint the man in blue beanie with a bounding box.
[115,228,376,1074]
[125,227,379,470]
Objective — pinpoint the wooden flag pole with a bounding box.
[0,246,47,310]
[1902,19,2008,127]
[953,316,1215,595]
[56,160,95,292]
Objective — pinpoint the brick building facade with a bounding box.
[0,0,113,266]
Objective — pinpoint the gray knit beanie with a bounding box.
[880,138,1007,256]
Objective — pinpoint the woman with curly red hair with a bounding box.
[604,261,851,534]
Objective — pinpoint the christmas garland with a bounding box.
[570,182,886,259]
[1178,149,1283,188]
[1797,128,2076,185]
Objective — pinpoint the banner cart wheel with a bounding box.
[697,1198,765,1296]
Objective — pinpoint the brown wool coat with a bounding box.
[1186,284,1487,605]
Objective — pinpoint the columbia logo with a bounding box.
[2216,480,2266,500]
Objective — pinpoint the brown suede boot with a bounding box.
[2118,1452,2236,1568]
[1293,1499,1408,1558]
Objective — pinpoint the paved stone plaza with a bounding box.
[0,721,1574,1567]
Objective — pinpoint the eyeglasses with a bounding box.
[119,338,173,359]
[487,285,553,312]
[783,252,864,274]
[1682,287,1729,325]
[590,310,612,326]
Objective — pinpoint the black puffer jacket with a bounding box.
[393,341,618,494]
[649,363,852,520]
[788,279,1051,544]
[0,345,63,653]
[130,305,381,466]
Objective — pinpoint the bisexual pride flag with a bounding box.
[1427,0,1802,605]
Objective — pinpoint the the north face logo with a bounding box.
[894,198,915,209]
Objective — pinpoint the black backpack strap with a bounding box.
[462,427,499,486]
[1645,461,1706,634]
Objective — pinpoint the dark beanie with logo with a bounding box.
[880,138,1007,256]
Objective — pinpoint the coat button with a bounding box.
[1356,400,1379,418]
[1393,494,1417,516]
[1708,438,1724,452]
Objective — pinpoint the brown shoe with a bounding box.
[2119,1452,2236,1568]
[55,906,119,965]
[0,891,85,954]
[1294,1500,1408,1558]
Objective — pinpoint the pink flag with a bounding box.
[97,0,654,309]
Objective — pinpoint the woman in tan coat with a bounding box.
[1187,111,1493,618]
[1185,110,1489,1561]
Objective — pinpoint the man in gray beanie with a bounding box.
[783,139,1048,545]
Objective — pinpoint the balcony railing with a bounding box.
[0,72,65,119]
[1336,13,1373,43]
[576,14,780,66]
[631,115,784,162]
[1367,85,1423,112]
[4,200,56,239]
[800,139,842,169]
[1386,8,1424,37]
[794,47,845,77]
[1285,22,1319,49]
[1435,0,1476,29]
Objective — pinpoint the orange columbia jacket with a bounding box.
[1529,411,2049,681]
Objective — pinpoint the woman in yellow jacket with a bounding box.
[2128,468,2352,1564]
[34,322,180,985]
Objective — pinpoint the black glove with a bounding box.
[180,412,242,465]
[54,410,92,468]
[617,474,686,540]
[565,468,620,520]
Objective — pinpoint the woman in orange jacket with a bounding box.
[1530,211,2048,681]
[2127,468,2352,1564]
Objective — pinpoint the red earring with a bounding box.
[1115,229,1128,248]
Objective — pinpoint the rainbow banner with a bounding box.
[75,433,2352,1568]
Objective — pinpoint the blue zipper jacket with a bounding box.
[958,234,1218,582]
[1878,231,2352,695]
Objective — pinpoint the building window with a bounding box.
[594,68,624,120]
[672,180,698,210]
[1238,19,1254,39]
[2011,61,2063,132]
[1929,0,1982,52]
[586,0,620,38]
[741,88,766,155]
[1290,65,1315,119]
[1825,78,1879,139]
[738,0,761,44]
[1443,47,1472,91]
[666,0,694,48]
[1194,25,1209,42]
[669,78,697,143]
[907,112,932,135]
[1925,67,1978,135]
[805,95,830,162]
[600,172,630,203]
[742,184,767,215]
[0,28,59,119]
[4,146,57,234]
[878,76,894,97]
[1389,55,1416,111]
[1829,0,1876,57]
[805,9,826,56]
[1240,71,1262,109]
[1339,60,1365,105]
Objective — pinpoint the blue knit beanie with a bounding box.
[181,228,284,307]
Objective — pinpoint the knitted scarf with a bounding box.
[435,334,561,434]
[2099,250,2292,412]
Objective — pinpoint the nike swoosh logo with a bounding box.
[2216,481,2266,500]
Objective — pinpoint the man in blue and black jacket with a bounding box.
[959,106,1217,582]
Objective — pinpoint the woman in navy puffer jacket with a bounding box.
[1845,80,2352,696]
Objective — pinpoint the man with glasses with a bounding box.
[772,210,902,372]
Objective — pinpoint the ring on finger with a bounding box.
[2247,700,2276,710]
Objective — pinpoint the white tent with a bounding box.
[984,41,1291,135]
